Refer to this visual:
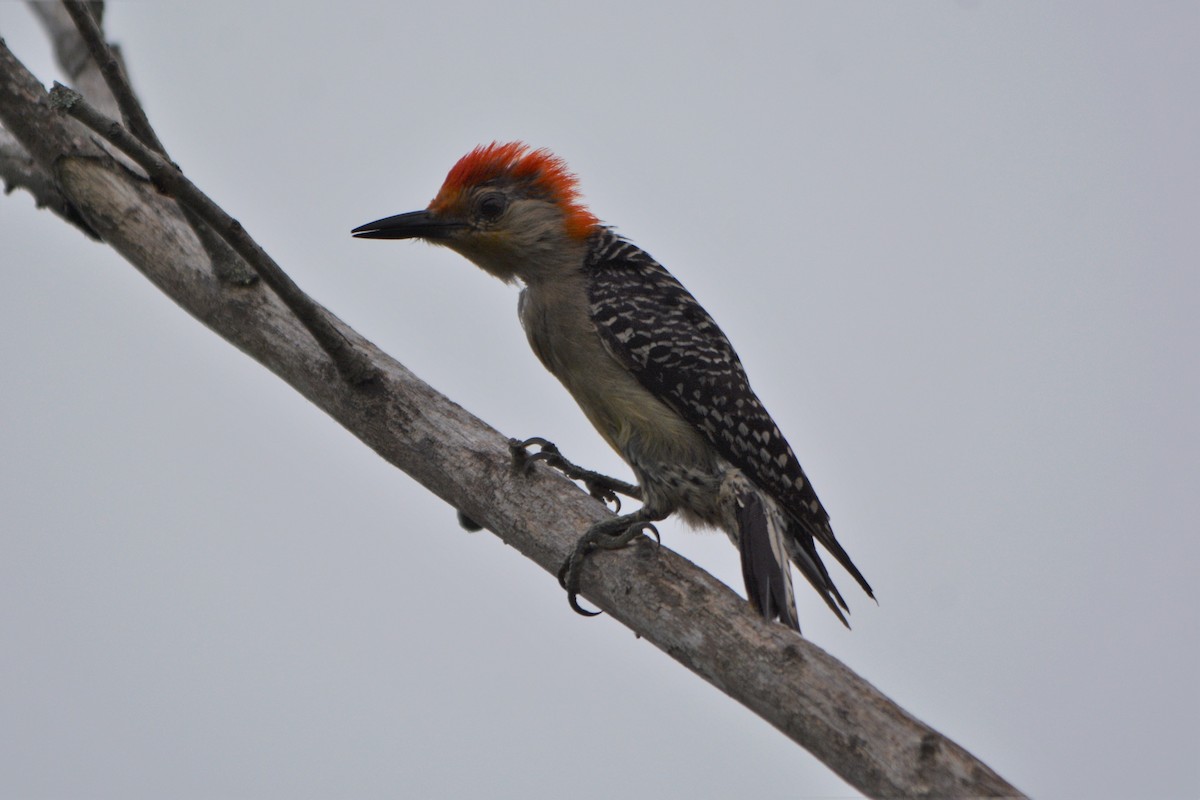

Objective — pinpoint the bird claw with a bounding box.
[594,520,658,551]
[512,437,657,618]
[508,436,554,475]
[556,517,660,618]
[556,554,603,616]
[582,479,622,512]
[508,436,640,513]
[567,593,603,617]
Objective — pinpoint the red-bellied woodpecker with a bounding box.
[353,142,872,631]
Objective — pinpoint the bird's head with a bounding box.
[353,142,599,283]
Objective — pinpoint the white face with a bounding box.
[438,191,586,284]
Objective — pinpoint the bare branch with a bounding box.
[27,0,118,119]
[36,0,256,284]
[61,0,162,152]
[0,34,1026,800]
[0,127,98,237]
[49,83,376,385]
[0,5,103,233]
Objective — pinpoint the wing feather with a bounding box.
[584,230,873,601]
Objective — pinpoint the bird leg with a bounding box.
[509,437,641,512]
[556,507,662,617]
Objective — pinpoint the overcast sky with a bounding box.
[1,3,1196,798]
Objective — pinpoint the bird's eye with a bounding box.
[476,192,507,222]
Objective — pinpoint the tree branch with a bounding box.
[45,0,257,285]
[0,26,1026,800]
[0,127,98,237]
[49,82,377,385]
[27,0,117,119]
[60,0,162,152]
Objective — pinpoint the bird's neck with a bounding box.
[454,224,592,285]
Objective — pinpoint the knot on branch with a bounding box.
[48,81,82,110]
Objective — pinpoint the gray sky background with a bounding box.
[1,3,1196,798]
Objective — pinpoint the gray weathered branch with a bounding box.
[0,18,1026,800]
[40,0,256,285]
[49,82,376,385]
[28,0,117,119]
[60,1,162,152]
[0,127,97,236]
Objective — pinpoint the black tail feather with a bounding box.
[810,521,874,600]
[784,524,853,628]
[734,490,800,631]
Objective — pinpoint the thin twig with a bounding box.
[61,0,162,152]
[56,0,257,284]
[49,82,377,385]
[27,2,101,86]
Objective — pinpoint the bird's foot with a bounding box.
[509,436,641,512]
[556,512,660,617]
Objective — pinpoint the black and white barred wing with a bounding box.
[584,232,819,517]
[583,230,872,602]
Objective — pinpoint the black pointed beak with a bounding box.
[351,210,467,240]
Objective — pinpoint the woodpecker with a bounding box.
[353,142,872,631]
